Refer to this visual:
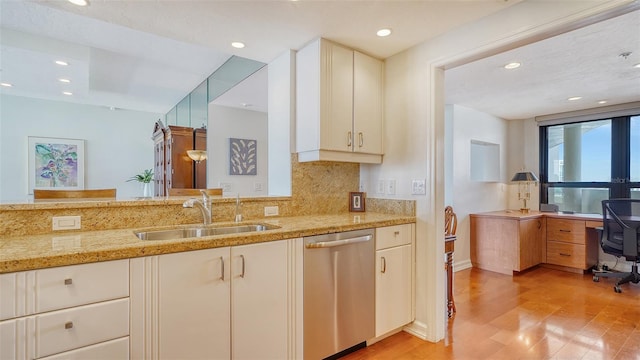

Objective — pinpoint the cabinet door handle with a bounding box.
[65,321,73,330]
[220,256,225,281]
[240,255,246,278]
[559,253,571,257]
[381,257,386,273]
[347,132,352,147]
[64,278,73,285]
[358,132,364,147]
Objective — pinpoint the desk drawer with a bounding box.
[547,241,586,269]
[547,219,585,244]
[35,298,129,358]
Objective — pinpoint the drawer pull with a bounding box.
[64,278,73,285]
[220,256,225,281]
[65,321,73,330]
[559,229,571,233]
[559,253,571,257]
[381,257,387,273]
[394,231,400,236]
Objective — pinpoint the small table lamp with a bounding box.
[511,171,539,213]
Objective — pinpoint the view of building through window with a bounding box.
[542,115,639,213]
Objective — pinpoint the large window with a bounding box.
[540,114,640,214]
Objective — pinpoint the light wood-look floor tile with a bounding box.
[342,267,640,360]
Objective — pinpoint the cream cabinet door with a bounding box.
[375,244,412,337]
[231,241,289,360]
[319,40,354,152]
[353,51,383,155]
[158,247,230,360]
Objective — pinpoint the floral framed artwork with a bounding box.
[349,192,365,212]
[28,136,85,193]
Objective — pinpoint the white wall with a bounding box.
[449,105,509,271]
[361,0,631,342]
[208,104,268,197]
[0,94,160,201]
[267,50,294,196]
[507,118,541,210]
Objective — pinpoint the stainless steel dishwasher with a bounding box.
[304,228,375,360]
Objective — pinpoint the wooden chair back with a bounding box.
[167,188,223,196]
[34,188,117,200]
[445,206,457,236]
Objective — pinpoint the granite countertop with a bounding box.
[0,213,415,273]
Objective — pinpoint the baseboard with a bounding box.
[403,320,428,340]
[454,259,472,272]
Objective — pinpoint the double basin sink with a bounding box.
[134,223,279,241]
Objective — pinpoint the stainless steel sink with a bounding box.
[134,224,279,241]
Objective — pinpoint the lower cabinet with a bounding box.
[375,224,414,338]
[470,215,545,275]
[130,239,301,360]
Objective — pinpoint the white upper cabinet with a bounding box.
[296,38,383,164]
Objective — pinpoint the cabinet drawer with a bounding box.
[35,298,129,358]
[547,241,586,269]
[376,224,412,250]
[547,219,585,244]
[36,259,129,313]
[39,337,129,360]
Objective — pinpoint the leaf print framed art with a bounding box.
[229,138,257,175]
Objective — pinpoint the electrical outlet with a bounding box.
[411,179,426,195]
[219,182,232,192]
[264,206,279,216]
[52,216,81,230]
[359,182,366,192]
[377,180,385,194]
[387,179,396,195]
[254,182,263,191]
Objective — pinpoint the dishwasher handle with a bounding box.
[305,235,372,249]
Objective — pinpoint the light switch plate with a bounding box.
[52,216,81,230]
[387,179,396,195]
[411,179,426,195]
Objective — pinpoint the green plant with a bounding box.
[127,168,154,183]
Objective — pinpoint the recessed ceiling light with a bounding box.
[568,96,582,101]
[59,78,71,83]
[1,82,13,87]
[231,42,245,49]
[55,60,69,66]
[376,28,392,37]
[634,63,640,68]
[598,100,608,104]
[504,62,521,70]
[63,91,73,96]
[67,0,88,6]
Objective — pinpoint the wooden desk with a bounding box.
[445,235,456,318]
[470,211,602,275]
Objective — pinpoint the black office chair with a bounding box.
[592,199,640,293]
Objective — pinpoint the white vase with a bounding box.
[142,182,152,198]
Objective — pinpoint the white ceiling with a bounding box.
[445,8,640,120]
[0,0,638,120]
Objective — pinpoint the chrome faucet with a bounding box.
[183,190,212,225]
